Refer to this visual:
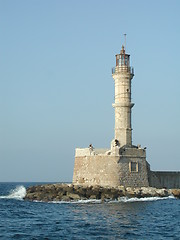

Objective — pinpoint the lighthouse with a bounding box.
[112,45,134,147]
[73,44,150,188]
[72,43,180,189]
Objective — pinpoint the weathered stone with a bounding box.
[171,189,180,199]
[66,193,81,200]
[73,185,86,197]
[89,195,97,199]
[73,153,150,188]
[140,187,157,197]
[155,189,169,197]
[125,187,135,197]
[62,185,73,193]
[61,195,71,201]
[85,186,94,198]
[24,183,180,202]
[53,196,62,201]
[101,193,113,200]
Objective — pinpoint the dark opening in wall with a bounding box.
[129,162,138,172]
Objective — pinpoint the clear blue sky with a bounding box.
[0,0,180,182]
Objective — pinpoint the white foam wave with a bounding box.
[0,186,26,200]
[31,199,102,204]
[111,195,175,203]
[51,199,102,204]
[36,196,175,204]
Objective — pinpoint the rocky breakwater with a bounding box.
[24,184,180,202]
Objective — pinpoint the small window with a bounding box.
[129,162,138,172]
[125,56,128,65]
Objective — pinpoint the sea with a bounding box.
[0,183,179,240]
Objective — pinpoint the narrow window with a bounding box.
[125,56,128,65]
[129,162,138,172]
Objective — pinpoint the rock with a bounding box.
[66,193,81,200]
[62,185,74,193]
[171,189,180,198]
[24,183,178,202]
[27,186,36,193]
[101,193,114,201]
[117,186,126,195]
[53,196,62,201]
[140,187,157,197]
[61,195,71,201]
[155,188,169,197]
[85,186,94,198]
[89,195,97,199]
[73,185,86,197]
[125,187,136,198]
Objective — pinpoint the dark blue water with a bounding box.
[0,183,179,239]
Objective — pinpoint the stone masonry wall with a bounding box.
[73,147,150,188]
[118,157,149,187]
[118,148,149,187]
[73,155,120,187]
[150,171,180,189]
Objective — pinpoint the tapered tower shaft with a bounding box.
[112,45,134,147]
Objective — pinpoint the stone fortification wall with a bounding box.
[150,171,180,189]
[118,147,149,187]
[75,148,109,156]
[73,155,120,187]
[73,147,150,188]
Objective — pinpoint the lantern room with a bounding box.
[115,45,130,67]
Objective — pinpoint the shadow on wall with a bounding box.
[150,171,180,188]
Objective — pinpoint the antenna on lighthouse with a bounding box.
[124,33,127,51]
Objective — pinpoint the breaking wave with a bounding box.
[110,195,175,203]
[52,199,102,204]
[0,186,26,200]
[38,195,175,204]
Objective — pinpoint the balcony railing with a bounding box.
[112,66,134,75]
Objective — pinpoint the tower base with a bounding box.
[73,145,150,187]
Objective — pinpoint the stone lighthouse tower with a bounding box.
[73,44,150,188]
[112,45,134,147]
